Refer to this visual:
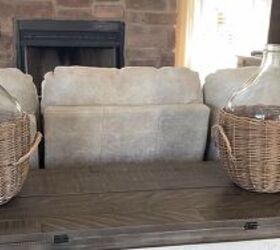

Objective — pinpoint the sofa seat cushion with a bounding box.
[44,104,209,168]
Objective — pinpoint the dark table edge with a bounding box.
[1,217,280,249]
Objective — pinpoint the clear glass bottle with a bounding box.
[0,84,22,122]
[225,44,280,120]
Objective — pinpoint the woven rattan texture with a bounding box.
[214,109,280,193]
[0,113,30,205]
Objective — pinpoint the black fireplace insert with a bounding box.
[16,20,125,96]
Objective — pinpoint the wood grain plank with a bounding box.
[20,162,230,197]
[1,187,280,228]
[0,161,279,249]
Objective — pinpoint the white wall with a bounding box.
[133,239,280,250]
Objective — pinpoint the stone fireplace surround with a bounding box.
[0,0,177,68]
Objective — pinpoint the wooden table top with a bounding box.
[1,161,280,249]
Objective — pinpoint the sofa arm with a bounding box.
[44,104,210,168]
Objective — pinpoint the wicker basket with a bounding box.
[0,113,41,205]
[213,109,280,193]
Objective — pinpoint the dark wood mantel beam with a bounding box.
[268,0,280,43]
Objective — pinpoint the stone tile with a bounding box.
[166,27,176,49]
[161,52,175,66]
[56,8,93,19]
[95,0,122,2]
[125,12,145,23]
[0,50,15,66]
[125,0,167,11]
[126,12,177,25]
[126,59,160,67]
[0,34,13,51]
[0,18,13,35]
[14,1,54,18]
[0,59,15,67]
[167,0,177,11]
[126,48,160,60]
[0,1,14,18]
[56,0,93,8]
[93,5,124,19]
[126,24,166,48]
[144,13,177,25]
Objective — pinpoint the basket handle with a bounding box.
[212,124,236,163]
[14,132,42,166]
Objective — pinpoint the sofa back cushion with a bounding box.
[0,68,38,115]
[204,67,259,109]
[42,66,202,109]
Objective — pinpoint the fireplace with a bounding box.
[16,20,125,97]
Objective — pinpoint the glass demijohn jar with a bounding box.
[225,44,280,120]
[0,84,22,122]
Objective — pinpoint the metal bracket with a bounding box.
[244,221,258,230]
[53,234,69,244]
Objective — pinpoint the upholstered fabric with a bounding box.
[42,66,209,168]
[0,68,39,168]
[0,68,38,115]
[42,67,209,167]
[203,67,259,160]
[41,66,202,110]
[44,104,209,168]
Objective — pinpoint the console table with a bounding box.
[0,162,280,249]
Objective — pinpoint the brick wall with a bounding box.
[0,0,177,68]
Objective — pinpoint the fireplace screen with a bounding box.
[16,20,125,97]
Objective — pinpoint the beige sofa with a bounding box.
[0,68,39,168]
[41,66,210,168]
[0,66,259,169]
